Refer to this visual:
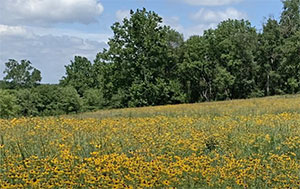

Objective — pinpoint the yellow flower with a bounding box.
[265,134,271,143]
[162,180,170,186]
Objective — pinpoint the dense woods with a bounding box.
[1,0,299,118]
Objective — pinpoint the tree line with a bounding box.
[0,0,299,118]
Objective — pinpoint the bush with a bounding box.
[82,88,105,111]
[32,85,82,116]
[59,86,82,114]
[0,90,20,118]
[16,89,39,116]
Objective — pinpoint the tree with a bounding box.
[211,19,260,99]
[93,51,114,106]
[3,59,42,88]
[0,90,20,118]
[179,35,214,102]
[279,0,300,93]
[280,31,300,93]
[16,89,39,116]
[257,18,283,96]
[178,33,235,102]
[280,0,300,38]
[60,56,95,96]
[82,88,105,111]
[32,85,82,116]
[94,8,185,107]
[59,86,82,114]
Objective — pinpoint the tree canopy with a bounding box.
[3,59,42,88]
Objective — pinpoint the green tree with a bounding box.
[179,35,213,102]
[16,89,39,116]
[33,85,82,116]
[93,51,114,106]
[179,34,234,102]
[82,88,105,111]
[60,56,95,96]
[59,86,82,114]
[0,90,20,118]
[3,59,42,88]
[257,18,283,96]
[279,0,300,94]
[280,31,300,93]
[212,19,260,99]
[94,8,184,107]
[280,0,300,38]
[0,81,9,89]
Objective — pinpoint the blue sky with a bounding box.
[0,0,283,83]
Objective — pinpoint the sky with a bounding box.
[0,0,283,83]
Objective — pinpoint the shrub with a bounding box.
[82,88,105,111]
[0,90,20,118]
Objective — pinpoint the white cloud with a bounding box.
[162,16,184,33]
[182,0,243,6]
[183,8,247,36]
[24,26,112,43]
[191,8,247,23]
[161,15,216,38]
[0,1,107,83]
[185,23,217,37]
[0,24,31,37]
[116,10,131,22]
[159,7,247,38]
[0,25,108,83]
[0,0,104,26]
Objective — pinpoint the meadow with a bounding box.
[0,95,300,188]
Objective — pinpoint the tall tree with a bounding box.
[179,35,215,102]
[0,90,20,118]
[280,31,300,93]
[94,8,184,107]
[60,56,95,96]
[257,18,283,95]
[212,19,260,99]
[280,0,300,38]
[279,0,300,93]
[3,59,42,88]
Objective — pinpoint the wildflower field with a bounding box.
[0,95,300,188]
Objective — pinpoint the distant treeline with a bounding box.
[0,0,300,118]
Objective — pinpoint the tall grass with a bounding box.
[0,95,299,188]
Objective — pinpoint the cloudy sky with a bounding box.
[0,0,283,83]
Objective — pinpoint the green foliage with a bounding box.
[60,56,95,96]
[257,18,283,96]
[59,86,82,114]
[61,4,299,111]
[16,89,39,116]
[212,19,259,99]
[278,0,300,94]
[0,90,20,118]
[0,81,9,89]
[93,53,115,104]
[32,85,82,116]
[179,36,205,102]
[178,35,233,102]
[3,59,42,88]
[82,88,105,111]
[127,78,181,107]
[94,8,184,107]
[280,31,300,93]
[280,0,300,38]
[179,20,258,102]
